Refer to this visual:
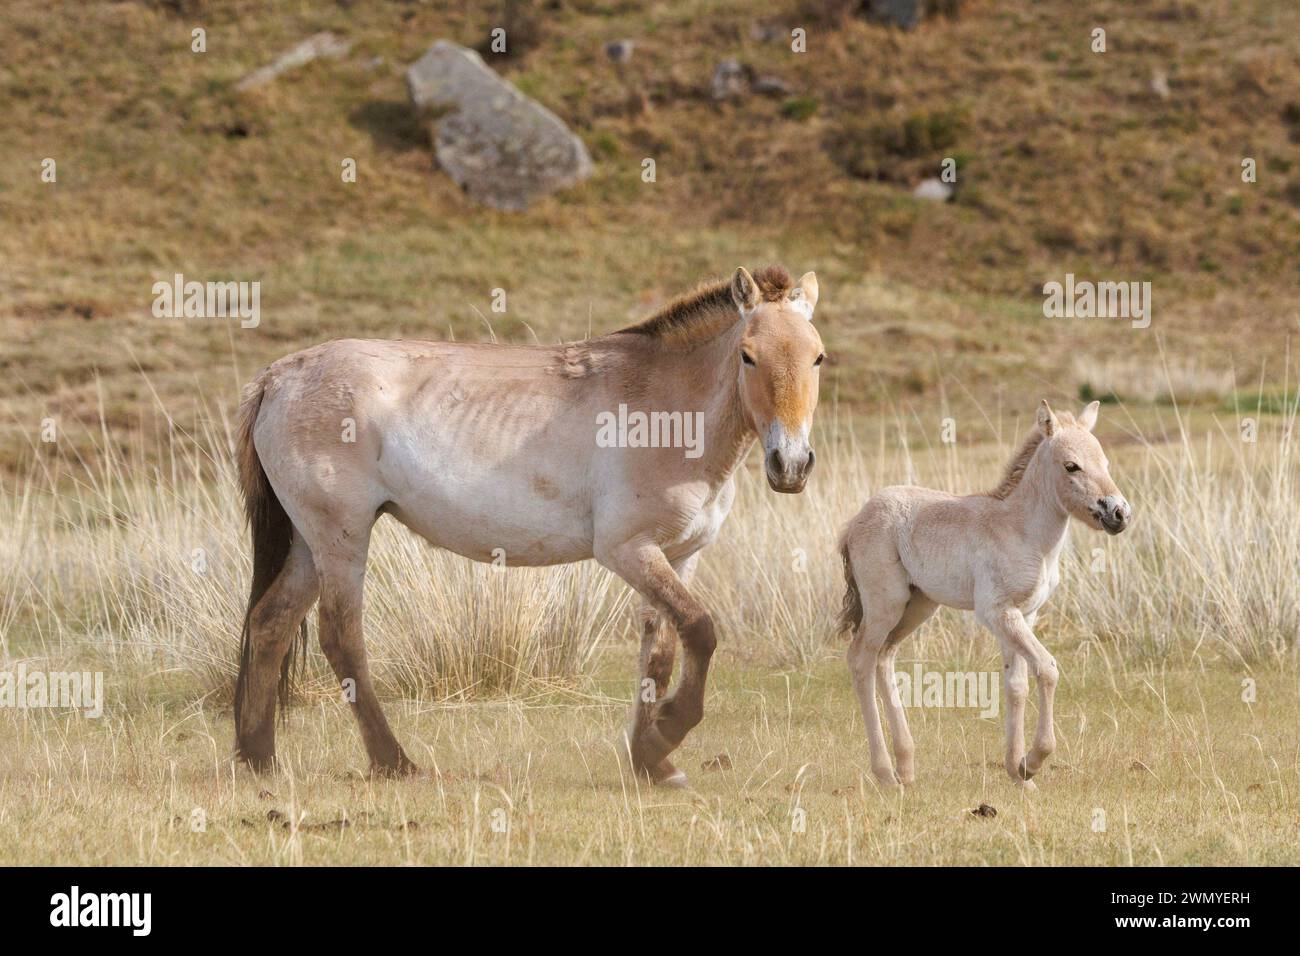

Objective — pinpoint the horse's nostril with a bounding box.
[803,449,816,476]
[768,448,784,474]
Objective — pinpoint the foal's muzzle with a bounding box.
[1091,495,1131,535]
[765,446,815,494]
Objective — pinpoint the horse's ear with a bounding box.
[731,267,760,315]
[1079,400,1100,432]
[1037,400,1058,436]
[788,271,818,319]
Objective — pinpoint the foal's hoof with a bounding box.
[872,769,903,791]
[1017,778,1039,793]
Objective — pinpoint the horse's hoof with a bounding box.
[655,769,691,789]
[1017,778,1039,793]
[370,755,420,779]
[236,749,277,774]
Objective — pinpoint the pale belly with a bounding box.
[377,437,594,567]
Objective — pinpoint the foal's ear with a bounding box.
[731,267,760,315]
[1037,399,1058,436]
[788,271,819,319]
[1079,400,1100,432]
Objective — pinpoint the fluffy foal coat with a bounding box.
[837,401,1131,789]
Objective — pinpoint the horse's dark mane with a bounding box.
[618,266,794,344]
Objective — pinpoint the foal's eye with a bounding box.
[1064,462,1081,473]
[814,353,826,367]
[741,351,756,367]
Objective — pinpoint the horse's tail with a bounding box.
[233,373,306,741]
[836,535,863,637]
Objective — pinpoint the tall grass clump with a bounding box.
[1,383,1295,712]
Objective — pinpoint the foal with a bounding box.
[837,401,1131,790]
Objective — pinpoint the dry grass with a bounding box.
[1,382,1297,864]
[2,0,1299,866]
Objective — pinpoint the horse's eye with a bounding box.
[1064,462,1080,473]
[741,351,756,367]
[814,353,826,367]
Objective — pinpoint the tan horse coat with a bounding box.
[233,266,825,786]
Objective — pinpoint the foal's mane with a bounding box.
[618,266,794,345]
[985,412,1078,499]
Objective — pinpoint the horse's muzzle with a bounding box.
[1092,495,1131,535]
[766,446,815,494]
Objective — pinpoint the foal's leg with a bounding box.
[601,541,714,780]
[846,554,912,788]
[982,605,1057,782]
[315,529,417,776]
[875,593,936,786]
[998,640,1032,790]
[624,553,696,787]
[236,534,320,769]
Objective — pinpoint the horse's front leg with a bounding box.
[624,553,698,788]
[983,605,1058,783]
[602,541,714,786]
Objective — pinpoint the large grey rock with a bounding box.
[870,0,925,31]
[406,40,593,211]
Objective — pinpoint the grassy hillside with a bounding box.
[2,0,1299,469]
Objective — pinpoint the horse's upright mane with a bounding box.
[985,412,1077,499]
[617,266,793,345]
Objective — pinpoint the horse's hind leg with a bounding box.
[845,543,913,788]
[315,529,417,777]
[875,593,937,786]
[236,534,319,769]
[623,553,696,788]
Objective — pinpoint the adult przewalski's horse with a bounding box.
[233,266,825,787]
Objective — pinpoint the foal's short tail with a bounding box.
[836,536,863,637]
[232,375,307,740]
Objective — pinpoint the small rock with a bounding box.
[752,75,793,97]
[913,177,954,202]
[870,0,926,31]
[970,803,997,818]
[701,753,733,772]
[407,40,593,211]
[236,32,354,92]
[1150,69,1171,99]
[711,59,753,101]
[604,40,634,65]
